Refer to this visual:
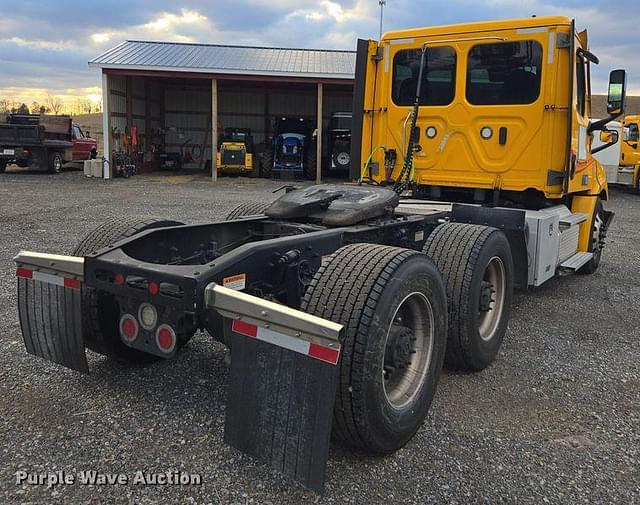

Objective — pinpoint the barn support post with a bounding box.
[102,72,111,179]
[316,82,323,184]
[211,78,218,183]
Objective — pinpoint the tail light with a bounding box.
[119,314,138,343]
[155,324,176,353]
[138,303,158,330]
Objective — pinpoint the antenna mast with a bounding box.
[379,0,386,40]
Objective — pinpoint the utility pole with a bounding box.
[379,0,386,40]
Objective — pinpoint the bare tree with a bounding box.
[46,95,63,115]
[75,97,93,114]
[0,98,13,113]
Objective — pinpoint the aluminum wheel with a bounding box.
[382,292,434,410]
[591,211,604,262]
[478,256,506,341]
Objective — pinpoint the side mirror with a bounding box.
[85,130,91,138]
[606,69,627,116]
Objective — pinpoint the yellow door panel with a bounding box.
[378,26,559,193]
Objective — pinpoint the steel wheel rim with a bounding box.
[382,291,434,410]
[337,152,350,165]
[592,212,604,261]
[54,156,62,172]
[478,256,506,342]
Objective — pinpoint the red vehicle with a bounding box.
[0,114,97,173]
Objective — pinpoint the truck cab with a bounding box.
[620,115,640,191]
[71,123,97,162]
[352,15,626,271]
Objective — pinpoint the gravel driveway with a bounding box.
[0,171,638,504]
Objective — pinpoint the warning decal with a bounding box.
[223,273,246,291]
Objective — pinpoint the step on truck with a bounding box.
[13,16,626,493]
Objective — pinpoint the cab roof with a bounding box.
[382,16,573,41]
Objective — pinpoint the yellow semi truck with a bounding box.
[13,16,627,493]
[353,16,625,275]
[620,115,640,191]
[593,115,640,192]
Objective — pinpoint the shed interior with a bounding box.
[104,72,353,178]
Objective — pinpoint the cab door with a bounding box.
[381,27,553,192]
[72,125,92,160]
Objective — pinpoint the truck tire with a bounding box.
[304,144,317,180]
[225,202,271,220]
[579,200,605,275]
[48,151,63,174]
[261,150,273,178]
[302,244,447,453]
[423,223,514,371]
[0,160,6,173]
[73,217,185,362]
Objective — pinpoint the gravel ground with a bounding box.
[0,170,639,505]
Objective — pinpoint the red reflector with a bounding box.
[149,281,159,295]
[155,324,176,353]
[158,328,173,349]
[120,315,138,342]
[16,267,33,279]
[63,277,81,290]
[114,274,125,285]
[231,320,258,338]
[308,342,340,365]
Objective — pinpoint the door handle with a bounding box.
[499,127,508,145]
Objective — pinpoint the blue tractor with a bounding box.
[261,116,316,179]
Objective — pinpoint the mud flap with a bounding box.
[225,327,338,493]
[15,252,88,373]
[205,284,343,494]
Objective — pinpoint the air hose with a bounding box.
[359,145,386,184]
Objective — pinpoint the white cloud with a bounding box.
[90,8,211,46]
[3,36,74,51]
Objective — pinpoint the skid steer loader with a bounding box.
[13,16,626,494]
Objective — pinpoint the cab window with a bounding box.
[466,40,543,105]
[73,125,84,138]
[392,46,456,106]
[628,123,639,142]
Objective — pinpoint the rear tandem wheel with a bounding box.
[423,222,514,372]
[302,243,447,453]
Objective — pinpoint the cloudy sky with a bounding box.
[0,0,638,106]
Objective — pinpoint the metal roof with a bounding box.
[89,40,356,80]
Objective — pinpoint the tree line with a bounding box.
[0,95,103,115]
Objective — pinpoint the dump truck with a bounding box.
[13,16,626,493]
[0,114,97,173]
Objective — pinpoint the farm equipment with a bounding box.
[328,111,352,172]
[13,16,626,494]
[261,116,316,179]
[216,128,255,176]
